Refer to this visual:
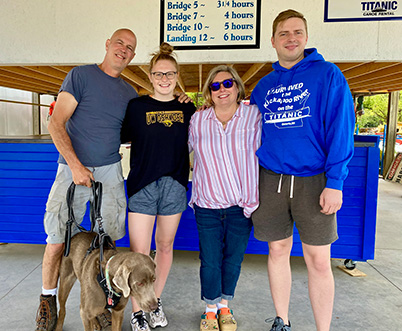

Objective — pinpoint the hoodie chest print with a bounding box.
[263,82,311,129]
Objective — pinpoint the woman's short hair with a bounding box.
[202,65,246,107]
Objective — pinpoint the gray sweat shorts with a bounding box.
[44,162,127,244]
[252,168,338,246]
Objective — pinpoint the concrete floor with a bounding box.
[0,179,401,331]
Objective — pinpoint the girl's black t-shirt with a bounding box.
[121,95,196,198]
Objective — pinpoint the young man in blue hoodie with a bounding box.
[250,9,355,331]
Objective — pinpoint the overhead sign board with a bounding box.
[324,0,402,22]
[160,0,261,50]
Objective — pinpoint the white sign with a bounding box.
[324,0,402,21]
[160,0,261,49]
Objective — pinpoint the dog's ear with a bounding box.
[112,265,131,298]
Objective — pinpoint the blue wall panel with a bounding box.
[0,135,379,261]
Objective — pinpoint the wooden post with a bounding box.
[384,91,400,175]
[32,93,41,135]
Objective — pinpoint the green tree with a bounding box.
[356,93,402,129]
[187,92,205,108]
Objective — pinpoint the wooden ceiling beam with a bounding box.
[351,88,402,94]
[241,63,266,84]
[51,66,75,74]
[1,62,402,96]
[1,66,63,85]
[351,80,402,93]
[177,75,186,93]
[248,80,259,92]
[350,88,386,94]
[23,66,67,80]
[348,72,402,89]
[139,65,149,76]
[386,87,402,91]
[0,70,60,90]
[247,66,274,92]
[121,68,152,92]
[343,62,401,80]
[336,62,366,72]
[137,87,151,95]
[136,65,152,93]
[179,85,199,93]
[346,63,402,86]
[0,78,55,94]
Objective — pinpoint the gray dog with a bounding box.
[55,232,158,331]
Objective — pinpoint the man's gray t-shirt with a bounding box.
[58,64,138,167]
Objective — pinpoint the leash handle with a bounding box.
[63,179,116,259]
[64,182,77,257]
[63,180,101,257]
[90,180,104,233]
[64,219,73,257]
[66,182,93,233]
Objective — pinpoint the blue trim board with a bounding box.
[361,146,380,260]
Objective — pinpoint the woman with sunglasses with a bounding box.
[121,42,196,331]
[188,65,261,331]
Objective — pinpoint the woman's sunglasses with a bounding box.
[209,78,236,92]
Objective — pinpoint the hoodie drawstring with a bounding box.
[277,174,283,194]
[290,175,294,199]
[277,174,294,199]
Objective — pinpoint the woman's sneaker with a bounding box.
[131,311,150,331]
[269,316,291,331]
[149,298,168,328]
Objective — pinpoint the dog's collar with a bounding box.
[105,256,121,298]
[97,255,122,309]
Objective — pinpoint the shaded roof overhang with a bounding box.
[0,61,401,97]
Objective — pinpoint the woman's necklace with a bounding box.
[215,110,236,127]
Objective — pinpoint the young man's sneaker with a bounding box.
[131,310,150,331]
[270,316,291,331]
[149,298,168,328]
[200,312,219,330]
[218,308,237,331]
[35,294,58,331]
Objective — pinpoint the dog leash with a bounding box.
[86,180,115,261]
[64,181,94,257]
[64,180,115,257]
[63,179,121,308]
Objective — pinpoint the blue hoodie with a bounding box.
[250,48,355,190]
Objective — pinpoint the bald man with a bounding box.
[35,29,138,331]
